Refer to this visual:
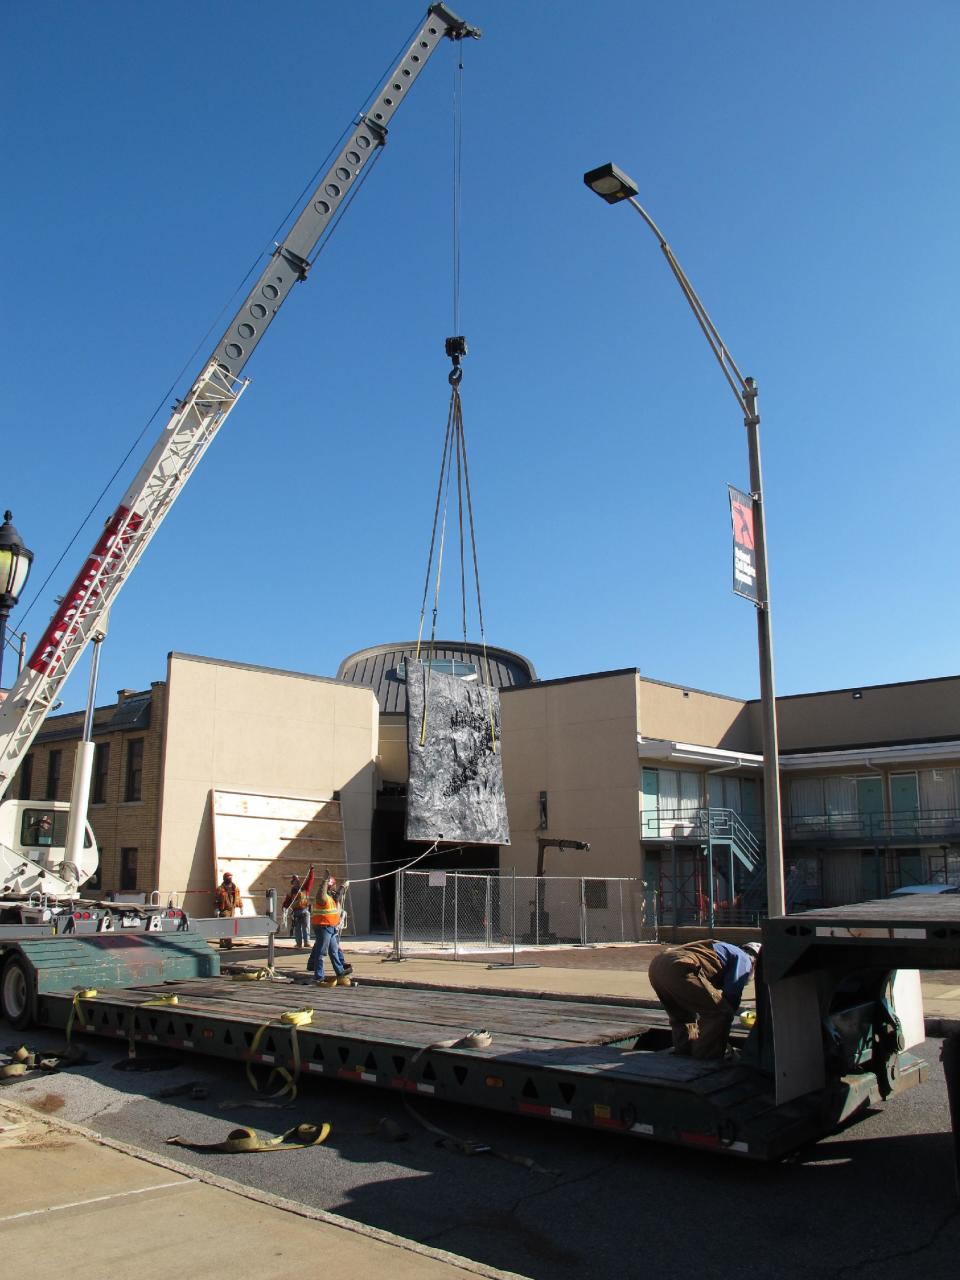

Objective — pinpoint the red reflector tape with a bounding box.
[678,1131,720,1148]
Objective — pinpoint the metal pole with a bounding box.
[617,192,786,920]
[17,630,26,676]
[707,844,715,930]
[392,869,403,961]
[453,871,459,960]
[266,887,276,969]
[579,877,587,945]
[511,865,517,966]
[0,606,8,689]
[744,379,785,916]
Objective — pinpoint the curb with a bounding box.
[0,1097,531,1280]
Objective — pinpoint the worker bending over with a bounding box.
[648,939,760,1059]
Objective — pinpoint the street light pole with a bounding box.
[0,511,34,693]
[583,163,785,917]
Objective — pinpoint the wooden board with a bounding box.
[211,790,347,914]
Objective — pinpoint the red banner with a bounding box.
[728,485,758,603]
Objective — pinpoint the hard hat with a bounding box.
[744,941,761,957]
[222,871,233,880]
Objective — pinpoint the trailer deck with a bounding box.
[31,973,923,1161]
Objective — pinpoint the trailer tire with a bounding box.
[0,954,36,1029]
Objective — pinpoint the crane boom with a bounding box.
[0,4,480,804]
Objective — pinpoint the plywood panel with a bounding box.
[212,789,347,911]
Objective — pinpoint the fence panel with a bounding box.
[396,871,654,955]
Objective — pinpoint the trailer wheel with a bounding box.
[0,955,36,1029]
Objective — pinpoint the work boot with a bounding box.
[336,975,352,987]
[315,977,338,988]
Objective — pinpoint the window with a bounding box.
[46,749,62,800]
[17,754,33,801]
[19,808,92,849]
[92,743,110,804]
[120,847,138,891]
[124,739,144,802]
[396,658,478,681]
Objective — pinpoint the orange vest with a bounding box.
[215,882,240,912]
[311,892,341,928]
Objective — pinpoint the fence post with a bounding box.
[485,875,493,949]
[266,887,277,970]
[619,879,624,942]
[579,877,587,946]
[453,872,459,960]
[511,866,517,966]
[391,870,404,962]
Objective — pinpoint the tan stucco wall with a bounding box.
[500,672,642,881]
[157,654,378,928]
[637,677,754,751]
[775,677,960,751]
[377,715,408,784]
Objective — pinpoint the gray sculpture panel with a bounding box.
[405,660,511,845]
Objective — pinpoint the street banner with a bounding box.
[728,485,759,603]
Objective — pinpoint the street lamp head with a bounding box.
[0,510,33,611]
[583,162,639,205]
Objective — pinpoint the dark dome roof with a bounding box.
[337,641,537,715]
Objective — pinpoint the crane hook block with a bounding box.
[445,335,467,385]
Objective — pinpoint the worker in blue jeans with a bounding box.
[308,874,352,987]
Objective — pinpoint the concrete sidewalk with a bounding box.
[0,1098,527,1280]
[264,938,960,1034]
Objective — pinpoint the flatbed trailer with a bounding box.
[1,940,925,1162]
[1,894,957,1167]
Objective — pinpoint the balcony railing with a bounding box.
[786,807,960,844]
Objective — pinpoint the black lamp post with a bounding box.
[0,510,33,690]
[583,162,785,918]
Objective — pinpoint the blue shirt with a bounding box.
[710,941,755,1009]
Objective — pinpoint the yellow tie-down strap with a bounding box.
[246,1009,315,1101]
[166,1121,330,1154]
[65,988,98,1048]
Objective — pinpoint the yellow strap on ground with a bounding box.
[166,1121,331,1154]
[140,994,180,1006]
[230,968,271,982]
[65,989,97,1048]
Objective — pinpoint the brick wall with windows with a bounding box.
[31,682,167,898]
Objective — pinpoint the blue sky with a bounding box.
[3,1,958,713]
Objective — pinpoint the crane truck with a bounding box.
[0,3,480,931]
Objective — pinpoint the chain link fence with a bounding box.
[393,870,656,957]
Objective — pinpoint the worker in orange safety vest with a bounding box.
[308,872,351,987]
[214,871,242,950]
[283,865,315,948]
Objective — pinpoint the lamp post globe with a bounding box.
[0,510,34,690]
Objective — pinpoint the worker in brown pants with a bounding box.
[648,939,760,1059]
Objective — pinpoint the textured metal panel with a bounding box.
[405,660,510,845]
